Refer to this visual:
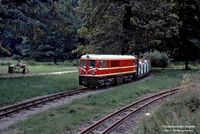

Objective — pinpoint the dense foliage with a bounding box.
[0,0,80,62]
[78,0,178,55]
[167,0,200,69]
[0,0,200,68]
[77,0,200,69]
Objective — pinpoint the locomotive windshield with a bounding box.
[89,60,96,68]
[80,60,86,68]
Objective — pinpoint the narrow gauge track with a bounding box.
[0,87,91,119]
[79,86,187,134]
[0,75,152,119]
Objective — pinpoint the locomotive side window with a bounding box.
[80,60,86,68]
[110,60,120,67]
[100,60,108,68]
[89,60,96,68]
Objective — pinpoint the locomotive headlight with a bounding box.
[91,70,96,75]
[79,69,84,74]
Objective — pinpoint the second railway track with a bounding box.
[0,87,91,119]
[79,86,188,134]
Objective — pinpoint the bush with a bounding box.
[0,61,12,66]
[144,50,169,67]
[0,58,17,66]
[26,59,37,66]
[64,60,77,67]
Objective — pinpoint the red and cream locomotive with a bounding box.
[79,54,151,87]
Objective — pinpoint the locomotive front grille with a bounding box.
[79,76,99,87]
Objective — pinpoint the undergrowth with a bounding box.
[135,72,200,134]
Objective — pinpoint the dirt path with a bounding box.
[0,70,77,78]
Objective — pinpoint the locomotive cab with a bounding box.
[79,58,100,87]
[79,59,97,75]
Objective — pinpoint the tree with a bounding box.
[78,0,178,55]
[169,0,200,69]
[0,0,79,61]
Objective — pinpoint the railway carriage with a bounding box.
[137,59,151,78]
[79,54,151,87]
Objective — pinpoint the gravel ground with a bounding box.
[110,95,175,134]
[0,76,152,130]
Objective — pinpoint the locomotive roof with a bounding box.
[81,54,136,60]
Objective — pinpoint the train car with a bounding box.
[79,54,151,88]
[137,59,151,78]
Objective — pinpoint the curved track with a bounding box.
[0,75,152,119]
[79,86,188,134]
[0,87,91,119]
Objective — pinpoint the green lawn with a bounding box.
[0,65,77,74]
[1,69,197,134]
[0,59,77,74]
[0,73,80,107]
[135,73,200,134]
[168,62,200,70]
[28,65,77,73]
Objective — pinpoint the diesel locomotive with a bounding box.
[79,54,151,88]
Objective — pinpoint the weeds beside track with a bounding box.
[79,86,189,134]
[0,87,90,119]
[0,75,152,119]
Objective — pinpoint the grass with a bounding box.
[135,72,200,134]
[0,73,80,107]
[168,62,200,70]
[28,65,77,73]
[0,65,77,74]
[0,59,77,74]
[0,69,197,134]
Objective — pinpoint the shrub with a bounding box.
[0,61,11,66]
[184,95,200,113]
[143,50,169,67]
[64,60,77,67]
[0,58,17,66]
[26,59,37,66]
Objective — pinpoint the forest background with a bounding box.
[0,0,200,69]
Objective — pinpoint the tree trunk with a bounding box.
[53,57,58,65]
[194,0,200,14]
[123,5,131,30]
[121,2,131,55]
[185,60,190,70]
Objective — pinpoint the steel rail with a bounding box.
[79,86,188,134]
[0,74,190,120]
[0,87,90,118]
[0,74,153,118]
[100,92,176,134]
